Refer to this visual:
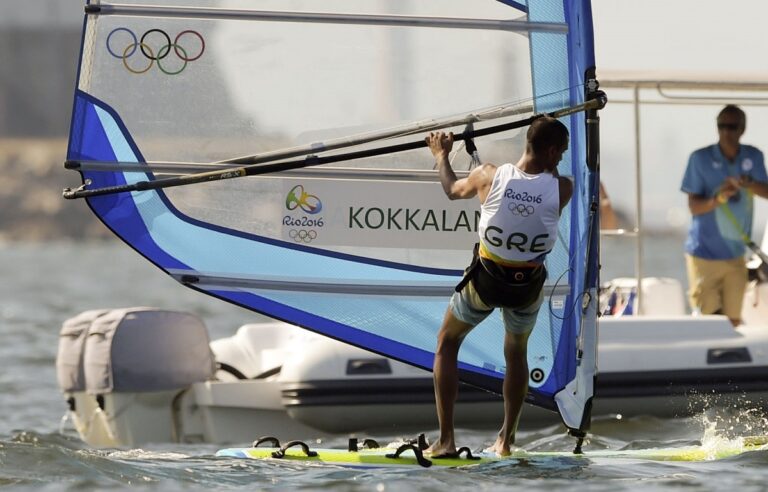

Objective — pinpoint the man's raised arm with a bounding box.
[426,131,495,201]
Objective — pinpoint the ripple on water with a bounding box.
[3,426,768,491]
[3,242,768,490]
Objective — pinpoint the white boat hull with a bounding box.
[56,277,768,447]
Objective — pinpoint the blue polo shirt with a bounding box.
[681,144,766,260]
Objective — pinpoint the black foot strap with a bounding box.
[385,444,432,468]
[362,439,380,449]
[271,440,318,458]
[253,436,280,448]
[456,447,481,461]
[431,447,481,461]
[348,438,381,451]
[405,433,429,450]
[417,434,429,450]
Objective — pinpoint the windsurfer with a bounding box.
[424,116,573,457]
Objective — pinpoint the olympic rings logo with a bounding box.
[509,203,535,217]
[286,185,323,214]
[106,27,205,75]
[289,229,318,243]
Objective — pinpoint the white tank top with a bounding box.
[478,164,560,264]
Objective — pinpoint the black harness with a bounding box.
[455,243,546,310]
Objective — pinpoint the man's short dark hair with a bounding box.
[718,104,746,131]
[527,116,569,154]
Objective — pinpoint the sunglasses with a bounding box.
[717,122,741,131]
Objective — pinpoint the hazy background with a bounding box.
[2,0,768,240]
[593,0,768,240]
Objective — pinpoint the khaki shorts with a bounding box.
[685,254,747,320]
[449,279,544,335]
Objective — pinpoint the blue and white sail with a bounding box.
[65,0,600,432]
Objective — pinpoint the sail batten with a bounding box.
[170,270,573,297]
[70,162,468,180]
[89,3,568,33]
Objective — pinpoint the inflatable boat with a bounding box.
[56,273,768,447]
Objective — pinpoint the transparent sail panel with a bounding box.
[81,8,534,164]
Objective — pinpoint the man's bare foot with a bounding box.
[488,436,512,456]
[426,439,457,458]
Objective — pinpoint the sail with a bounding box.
[65,0,599,432]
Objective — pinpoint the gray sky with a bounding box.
[593,0,768,74]
[0,0,81,27]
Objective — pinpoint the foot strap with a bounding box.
[385,444,432,468]
[456,447,481,460]
[271,440,318,459]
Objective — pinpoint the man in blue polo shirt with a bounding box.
[681,105,768,326]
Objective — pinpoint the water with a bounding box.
[2,239,767,491]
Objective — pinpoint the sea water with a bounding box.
[2,239,768,491]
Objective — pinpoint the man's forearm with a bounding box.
[689,194,721,215]
[436,153,458,198]
[745,181,768,200]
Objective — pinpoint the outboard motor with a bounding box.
[56,308,215,447]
